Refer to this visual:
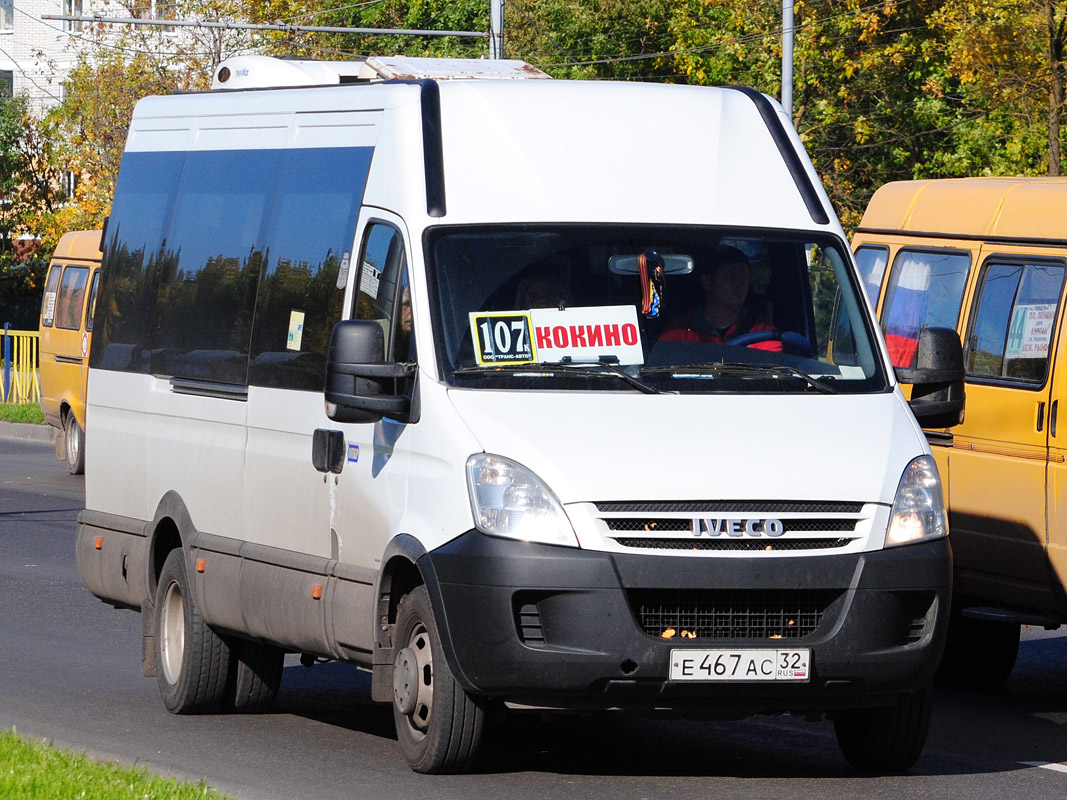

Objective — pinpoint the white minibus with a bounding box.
[78,55,956,774]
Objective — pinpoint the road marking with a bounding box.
[1020,761,1067,774]
[1033,711,1067,725]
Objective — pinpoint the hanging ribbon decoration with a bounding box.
[639,249,665,318]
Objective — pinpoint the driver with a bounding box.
[658,245,782,352]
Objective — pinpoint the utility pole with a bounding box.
[490,0,505,59]
[782,0,794,121]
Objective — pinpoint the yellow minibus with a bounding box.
[39,230,102,474]
[854,178,1067,685]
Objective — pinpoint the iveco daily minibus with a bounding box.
[77,55,955,774]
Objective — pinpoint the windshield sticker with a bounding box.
[470,312,536,365]
[470,305,644,366]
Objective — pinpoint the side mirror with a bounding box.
[895,326,965,429]
[325,320,415,424]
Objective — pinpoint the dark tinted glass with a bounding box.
[148,149,282,385]
[91,151,184,372]
[249,147,371,390]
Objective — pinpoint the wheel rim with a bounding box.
[159,579,185,685]
[65,418,80,468]
[395,622,433,739]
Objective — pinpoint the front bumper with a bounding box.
[419,532,951,714]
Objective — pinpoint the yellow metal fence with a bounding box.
[1,328,40,405]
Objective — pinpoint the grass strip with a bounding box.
[0,728,233,800]
[0,404,46,424]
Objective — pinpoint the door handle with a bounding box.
[1038,401,1045,432]
[1052,400,1059,438]
[312,429,346,474]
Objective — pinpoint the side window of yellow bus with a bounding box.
[880,249,970,368]
[854,245,889,307]
[86,270,101,332]
[966,260,1066,384]
[56,266,90,330]
[41,266,62,327]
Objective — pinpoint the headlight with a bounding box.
[886,455,948,547]
[466,454,578,547]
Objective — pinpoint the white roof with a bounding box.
[211,55,549,90]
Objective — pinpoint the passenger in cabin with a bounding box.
[658,244,782,352]
[515,260,574,311]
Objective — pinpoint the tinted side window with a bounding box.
[56,266,90,330]
[41,266,62,327]
[881,249,970,368]
[854,245,889,306]
[148,149,282,385]
[249,147,371,390]
[91,151,185,371]
[966,260,1066,384]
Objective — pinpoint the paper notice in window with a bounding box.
[287,310,306,351]
[1006,303,1055,359]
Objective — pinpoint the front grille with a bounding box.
[605,518,857,534]
[597,501,865,515]
[630,589,839,640]
[617,537,854,551]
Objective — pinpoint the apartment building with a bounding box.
[0,1,178,114]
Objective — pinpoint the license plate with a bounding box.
[669,648,810,682]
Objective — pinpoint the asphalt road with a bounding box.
[2,431,1067,799]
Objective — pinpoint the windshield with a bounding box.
[426,225,887,394]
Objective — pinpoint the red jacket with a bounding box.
[659,310,783,352]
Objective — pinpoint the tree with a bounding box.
[0,96,62,257]
[930,0,1067,176]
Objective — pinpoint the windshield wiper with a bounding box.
[454,360,661,394]
[640,362,838,394]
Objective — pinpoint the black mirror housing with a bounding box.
[895,326,965,429]
[325,320,415,424]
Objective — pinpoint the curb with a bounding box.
[0,421,55,443]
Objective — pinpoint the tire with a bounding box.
[227,639,284,713]
[392,585,485,774]
[154,549,231,714]
[936,609,1020,688]
[834,687,932,773]
[64,412,85,475]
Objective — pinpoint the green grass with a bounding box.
[0,403,45,424]
[0,728,233,799]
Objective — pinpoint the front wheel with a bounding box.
[154,549,232,713]
[834,687,932,773]
[64,412,85,475]
[392,585,485,773]
[936,609,1020,688]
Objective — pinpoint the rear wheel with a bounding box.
[834,687,932,773]
[936,609,1020,688]
[392,585,485,774]
[64,412,85,475]
[227,639,284,713]
[154,549,231,713]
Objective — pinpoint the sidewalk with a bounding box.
[0,422,54,443]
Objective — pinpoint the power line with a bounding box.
[42,14,488,39]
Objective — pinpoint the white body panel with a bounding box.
[82,69,935,660]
